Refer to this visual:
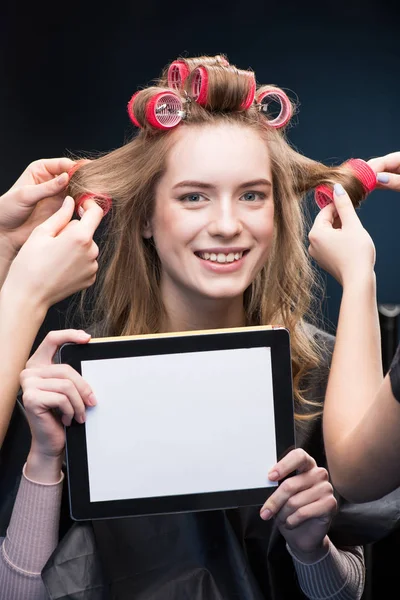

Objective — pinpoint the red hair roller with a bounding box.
[146,92,185,130]
[167,60,190,90]
[127,91,141,127]
[75,193,112,217]
[256,88,292,128]
[314,158,377,209]
[67,159,90,179]
[191,67,209,106]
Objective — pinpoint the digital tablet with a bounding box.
[59,325,295,521]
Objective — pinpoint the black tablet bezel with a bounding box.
[61,327,295,521]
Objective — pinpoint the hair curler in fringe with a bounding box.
[256,88,293,129]
[167,60,191,90]
[190,65,255,111]
[127,88,185,130]
[161,55,229,89]
[67,158,91,179]
[75,192,112,217]
[314,158,377,209]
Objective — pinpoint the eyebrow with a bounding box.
[172,179,272,190]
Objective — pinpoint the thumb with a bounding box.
[37,196,75,236]
[332,183,359,225]
[27,329,91,368]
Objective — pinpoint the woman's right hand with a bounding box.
[21,330,96,479]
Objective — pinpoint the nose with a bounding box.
[207,199,243,239]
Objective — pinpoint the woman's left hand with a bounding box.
[260,448,337,563]
[368,151,400,190]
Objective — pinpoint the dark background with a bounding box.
[1,1,400,597]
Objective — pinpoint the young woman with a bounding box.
[0,159,103,449]
[305,156,400,503]
[1,54,392,599]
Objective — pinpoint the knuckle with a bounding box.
[327,496,338,512]
[286,496,298,511]
[315,467,329,481]
[281,478,296,495]
[22,388,38,407]
[296,506,309,521]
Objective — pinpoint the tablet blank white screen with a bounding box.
[82,347,278,503]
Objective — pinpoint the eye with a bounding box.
[179,193,206,203]
[241,191,266,202]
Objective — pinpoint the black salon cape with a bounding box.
[1,326,400,600]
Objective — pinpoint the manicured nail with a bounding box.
[268,470,279,481]
[88,393,97,406]
[78,206,85,217]
[334,183,346,196]
[377,173,389,184]
[260,508,272,520]
[80,413,86,424]
[56,172,69,185]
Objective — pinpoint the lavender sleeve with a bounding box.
[288,540,365,599]
[0,465,63,600]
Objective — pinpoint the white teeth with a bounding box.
[198,251,244,262]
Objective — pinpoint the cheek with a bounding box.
[252,207,275,247]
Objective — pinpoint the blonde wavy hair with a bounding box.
[68,54,366,421]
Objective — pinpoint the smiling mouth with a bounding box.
[195,250,249,263]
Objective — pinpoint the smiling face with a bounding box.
[144,122,275,313]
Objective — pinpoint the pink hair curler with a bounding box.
[240,72,256,110]
[127,91,141,127]
[191,66,209,106]
[67,159,90,179]
[75,192,112,217]
[256,88,292,128]
[167,60,191,90]
[146,91,185,130]
[314,158,377,209]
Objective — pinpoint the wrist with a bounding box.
[26,447,64,484]
[0,274,49,320]
[341,269,376,291]
[0,232,18,264]
[288,536,330,565]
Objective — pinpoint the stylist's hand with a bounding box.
[368,151,400,191]
[0,157,77,259]
[4,196,103,310]
[21,329,96,481]
[260,449,337,563]
[308,183,375,286]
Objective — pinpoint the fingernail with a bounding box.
[80,413,86,424]
[260,508,272,520]
[268,470,279,481]
[377,173,389,184]
[88,393,97,406]
[78,206,85,217]
[56,172,69,185]
[334,183,346,196]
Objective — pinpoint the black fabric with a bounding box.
[2,326,400,599]
[389,342,400,403]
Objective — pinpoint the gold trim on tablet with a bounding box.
[90,324,286,344]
